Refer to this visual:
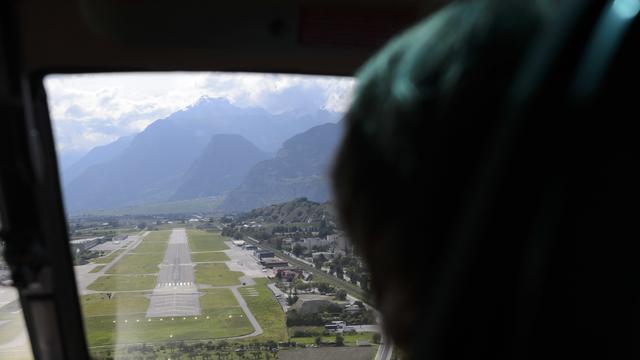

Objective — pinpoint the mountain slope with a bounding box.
[237,197,336,224]
[171,134,268,200]
[64,97,339,213]
[221,122,343,212]
[62,135,134,184]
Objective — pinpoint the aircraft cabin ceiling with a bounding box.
[14,0,447,76]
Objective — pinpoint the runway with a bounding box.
[146,228,200,317]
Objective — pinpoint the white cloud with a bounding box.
[44,72,355,160]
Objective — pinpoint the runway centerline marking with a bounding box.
[146,228,200,318]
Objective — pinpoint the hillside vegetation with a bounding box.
[236,198,336,225]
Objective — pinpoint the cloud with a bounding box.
[44,72,355,160]
[201,73,354,114]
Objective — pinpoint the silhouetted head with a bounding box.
[332,0,553,356]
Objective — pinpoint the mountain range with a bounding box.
[236,197,336,225]
[62,96,344,214]
[170,134,268,201]
[220,122,343,211]
[63,135,134,184]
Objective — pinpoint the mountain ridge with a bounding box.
[171,134,269,201]
[221,122,343,212]
[64,97,341,213]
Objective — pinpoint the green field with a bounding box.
[87,275,157,291]
[187,230,228,251]
[191,251,229,262]
[131,241,167,253]
[131,230,170,253]
[238,279,288,342]
[84,308,251,347]
[200,288,240,308]
[89,265,105,273]
[105,231,169,273]
[195,263,243,286]
[106,253,163,274]
[81,293,150,317]
[82,288,253,347]
[91,249,125,264]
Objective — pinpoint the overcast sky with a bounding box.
[44,72,355,165]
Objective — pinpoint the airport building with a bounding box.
[260,257,289,268]
[255,250,275,260]
[69,237,104,252]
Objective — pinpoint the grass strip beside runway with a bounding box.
[82,288,253,347]
[191,251,229,263]
[106,253,163,274]
[187,230,228,251]
[91,249,125,264]
[195,263,243,286]
[90,265,105,273]
[238,279,288,342]
[131,230,170,253]
[87,275,157,291]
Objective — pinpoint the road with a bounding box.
[267,283,288,311]
[146,228,200,317]
[228,287,263,338]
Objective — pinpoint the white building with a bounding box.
[69,237,103,252]
[302,237,330,249]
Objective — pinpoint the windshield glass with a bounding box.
[44,72,384,359]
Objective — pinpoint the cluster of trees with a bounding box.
[73,248,104,265]
[292,243,306,257]
[220,226,244,240]
[309,254,370,292]
[286,310,325,326]
[286,303,376,327]
[224,204,337,250]
[313,334,345,347]
[290,241,330,257]
[343,308,376,326]
[91,340,280,360]
[292,328,322,337]
[292,281,336,294]
[271,225,304,234]
[195,219,216,231]
[286,294,298,306]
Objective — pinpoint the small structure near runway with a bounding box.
[260,257,289,268]
[69,236,104,252]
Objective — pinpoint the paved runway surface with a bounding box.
[146,228,201,317]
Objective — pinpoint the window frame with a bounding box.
[0,69,90,359]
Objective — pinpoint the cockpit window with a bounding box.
[44,72,383,359]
